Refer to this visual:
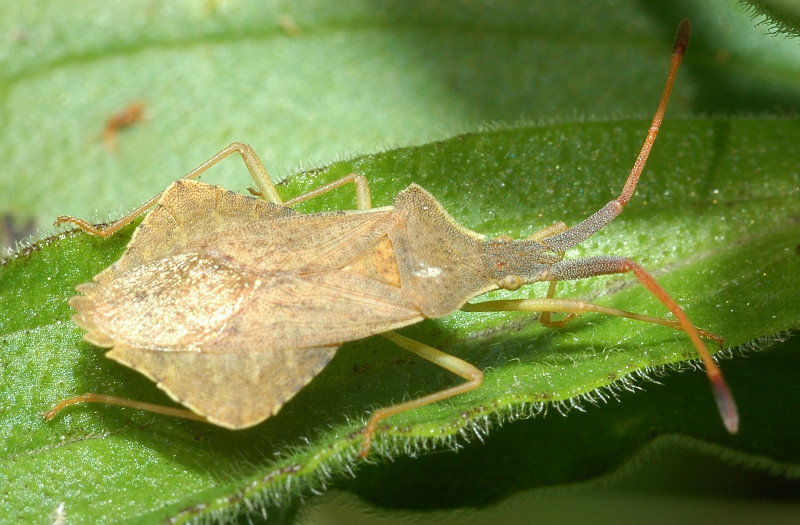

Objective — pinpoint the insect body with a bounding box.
[49,20,737,456]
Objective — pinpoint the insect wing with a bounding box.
[69,180,426,428]
[107,342,337,429]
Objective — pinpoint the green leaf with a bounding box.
[4,119,800,523]
[2,1,800,524]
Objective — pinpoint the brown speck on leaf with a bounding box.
[103,101,146,152]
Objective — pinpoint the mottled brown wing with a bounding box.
[193,266,426,353]
[69,178,426,427]
[185,204,399,274]
[72,250,425,352]
[107,343,337,428]
[92,179,296,286]
[73,177,425,351]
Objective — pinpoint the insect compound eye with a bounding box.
[499,274,523,291]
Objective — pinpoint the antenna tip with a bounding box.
[673,19,691,55]
[711,374,739,434]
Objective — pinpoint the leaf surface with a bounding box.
[1,1,799,523]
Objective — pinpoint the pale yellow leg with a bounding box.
[526,221,567,242]
[361,331,484,457]
[55,142,372,237]
[284,173,371,210]
[539,281,578,328]
[461,297,723,344]
[43,393,207,423]
[55,142,276,237]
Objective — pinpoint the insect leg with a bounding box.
[360,331,483,457]
[283,173,372,210]
[43,393,208,423]
[462,279,736,433]
[526,221,568,242]
[54,142,280,237]
[538,281,577,328]
[461,296,722,343]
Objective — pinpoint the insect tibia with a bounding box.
[44,393,208,423]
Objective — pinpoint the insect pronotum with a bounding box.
[47,20,737,457]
